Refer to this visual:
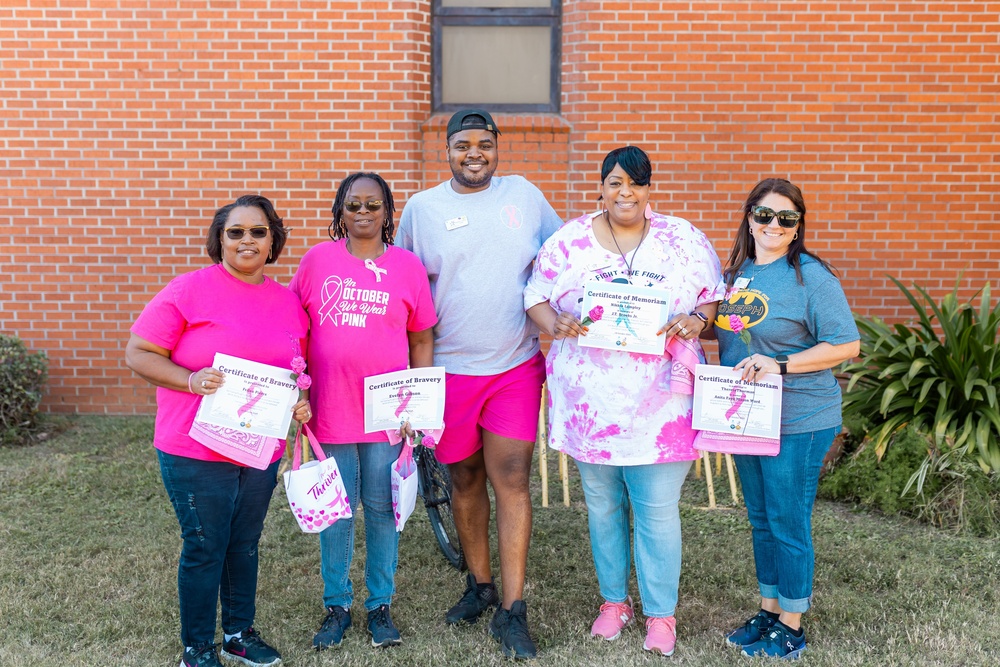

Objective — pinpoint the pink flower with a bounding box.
[296,373,312,390]
[291,356,306,374]
[581,305,604,327]
[728,314,753,349]
[422,435,436,449]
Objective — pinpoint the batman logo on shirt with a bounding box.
[716,290,769,331]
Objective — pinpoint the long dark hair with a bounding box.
[206,194,288,265]
[723,178,837,288]
[328,172,396,245]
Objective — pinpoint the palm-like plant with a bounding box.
[842,278,1000,491]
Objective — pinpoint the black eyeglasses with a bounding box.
[750,205,801,228]
[224,226,270,240]
[344,200,384,213]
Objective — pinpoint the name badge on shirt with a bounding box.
[734,277,751,289]
[444,215,469,231]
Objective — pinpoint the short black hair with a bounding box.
[600,146,652,186]
[206,194,288,264]
[328,172,396,245]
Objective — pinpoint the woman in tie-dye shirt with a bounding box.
[524,147,722,657]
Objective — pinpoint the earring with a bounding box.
[268,247,273,261]
[793,232,798,240]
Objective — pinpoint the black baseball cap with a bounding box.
[446,109,502,140]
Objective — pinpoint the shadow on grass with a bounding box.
[1,416,999,666]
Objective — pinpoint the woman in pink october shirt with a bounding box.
[126,194,310,667]
[525,147,722,657]
[290,172,436,650]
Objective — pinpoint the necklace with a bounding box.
[737,258,778,286]
[605,212,648,283]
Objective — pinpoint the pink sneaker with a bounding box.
[590,597,634,641]
[644,616,677,656]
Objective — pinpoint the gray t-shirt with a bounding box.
[397,175,563,375]
[717,255,860,434]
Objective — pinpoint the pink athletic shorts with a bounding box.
[433,352,546,464]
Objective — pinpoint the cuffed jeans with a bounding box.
[575,459,692,617]
[319,441,402,611]
[157,450,278,648]
[733,426,839,613]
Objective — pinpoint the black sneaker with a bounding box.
[313,605,352,649]
[181,644,223,667]
[488,600,538,660]
[367,604,403,648]
[445,573,500,625]
[220,628,281,667]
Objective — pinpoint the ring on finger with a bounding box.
[680,327,688,335]
[753,364,761,372]
[201,380,208,388]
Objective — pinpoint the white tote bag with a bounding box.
[282,423,352,534]
[390,443,418,532]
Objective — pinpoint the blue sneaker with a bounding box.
[725,610,778,647]
[741,622,807,660]
[313,606,352,649]
[367,604,402,648]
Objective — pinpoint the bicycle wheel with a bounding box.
[416,445,466,570]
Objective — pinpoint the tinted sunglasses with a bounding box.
[344,200,384,213]
[751,205,801,228]
[224,226,269,240]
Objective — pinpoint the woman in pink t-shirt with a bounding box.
[290,173,436,650]
[126,194,310,667]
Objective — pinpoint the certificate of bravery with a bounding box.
[194,353,299,439]
[691,364,783,439]
[364,367,446,433]
[578,282,672,355]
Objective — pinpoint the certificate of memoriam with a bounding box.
[364,367,446,433]
[578,282,672,355]
[193,353,299,439]
[691,364,783,439]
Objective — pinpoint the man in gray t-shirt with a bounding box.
[397,109,562,660]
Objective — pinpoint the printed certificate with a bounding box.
[691,364,783,439]
[364,367,446,433]
[578,282,672,355]
[193,353,299,439]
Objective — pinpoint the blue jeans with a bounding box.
[157,451,278,648]
[733,426,839,613]
[320,441,402,611]
[575,459,692,617]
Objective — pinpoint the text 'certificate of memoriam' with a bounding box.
[194,353,299,439]
[691,364,783,439]
[578,282,672,356]
[364,367,446,433]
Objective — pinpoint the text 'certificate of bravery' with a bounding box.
[194,353,299,439]
[691,364,783,439]
[364,367,446,433]
[578,282,672,356]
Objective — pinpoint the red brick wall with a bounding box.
[2,2,997,414]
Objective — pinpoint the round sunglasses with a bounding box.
[750,205,801,228]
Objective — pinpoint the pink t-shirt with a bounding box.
[131,263,309,463]
[290,240,437,444]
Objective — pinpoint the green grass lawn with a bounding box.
[1,416,998,666]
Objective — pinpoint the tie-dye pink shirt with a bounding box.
[524,210,723,465]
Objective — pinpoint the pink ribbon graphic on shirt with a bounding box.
[364,258,388,282]
[238,383,265,418]
[318,275,344,326]
[394,385,413,418]
[724,384,747,421]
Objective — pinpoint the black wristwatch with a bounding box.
[691,311,710,326]
[775,354,789,375]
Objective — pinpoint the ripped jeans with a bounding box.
[158,450,278,648]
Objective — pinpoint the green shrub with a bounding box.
[820,424,943,517]
[0,334,49,446]
[842,278,1000,491]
